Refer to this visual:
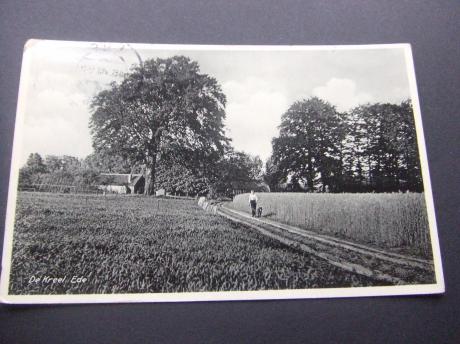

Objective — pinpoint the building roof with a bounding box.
[97,173,144,186]
[130,174,143,186]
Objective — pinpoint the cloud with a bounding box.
[25,89,88,123]
[20,115,93,166]
[20,82,93,165]
[223,77,288,161]
[312,78,373,112]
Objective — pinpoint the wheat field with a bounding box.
[9,192,384,294]
[228,192,432,258]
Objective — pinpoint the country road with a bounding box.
[217,203,436,285]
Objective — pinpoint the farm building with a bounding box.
[96,173,145,194]
[230,180,270,196]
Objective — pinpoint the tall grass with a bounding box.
[228,192,432,258]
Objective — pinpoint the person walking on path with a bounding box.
[249,190,258,217]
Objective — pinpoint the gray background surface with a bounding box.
[0,1,459,343]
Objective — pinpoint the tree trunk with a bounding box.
[306,152,315,191]
[144,158,157,196]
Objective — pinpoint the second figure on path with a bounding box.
[249,190,258,217]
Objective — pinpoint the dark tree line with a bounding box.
[18,154,99,191]
[18,152,149,192]
[18,148,263,197]
[267,97,423,193]
[155,148,263,197]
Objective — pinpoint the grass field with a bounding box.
[8,192,386,295]
[228,192,432,258]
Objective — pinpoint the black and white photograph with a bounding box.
[0,40,444,303]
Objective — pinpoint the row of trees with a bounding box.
[266,97,423,193]
[20,56,424,195]
[18,149,263,197]
[19,153,98,190]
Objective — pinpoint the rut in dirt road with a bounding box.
[217,204,435,285]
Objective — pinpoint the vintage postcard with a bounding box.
[0,40,444,303]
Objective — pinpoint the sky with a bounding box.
[16,41,412,165]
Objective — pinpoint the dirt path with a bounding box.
[217,203,435,285]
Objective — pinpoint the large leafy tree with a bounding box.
[155,159,209,197]
[154,148,263,197]
[89,56,229,195]
[219,150,263,182]
[341,104,373,192]
[25,153,47,174]
[84,152,135,174]
[18,153,47,187]
[398,100,423,191]
[271,97,345,191]
[264,156,284,192]
[352,100,422,192]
